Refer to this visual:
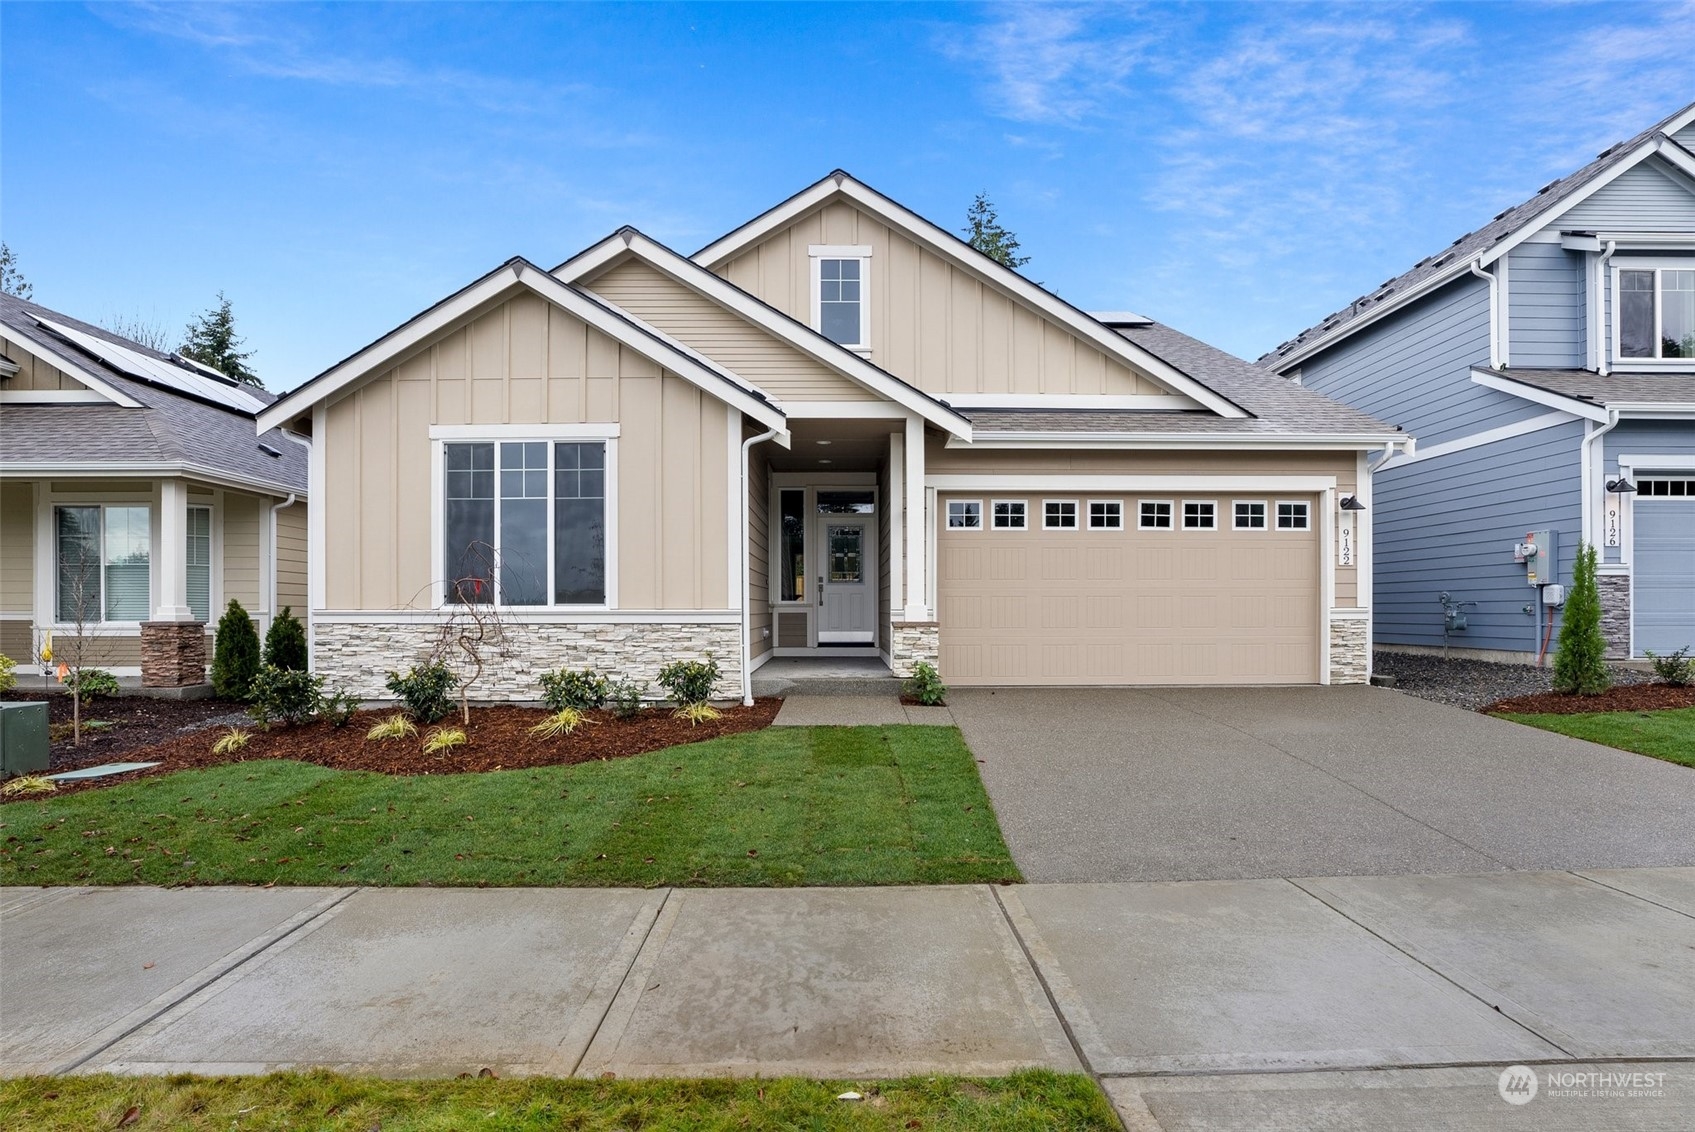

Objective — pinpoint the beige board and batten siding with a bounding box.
[715,199,1171,399]
[275,502,309,615]
[320,290,733,612]
[584,257,875,402]
[0,332,87,392]
[747,441,772,661]
[221,491,261,611]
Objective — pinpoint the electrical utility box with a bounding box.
[1513,529,1559,586]
[0,701,50,778]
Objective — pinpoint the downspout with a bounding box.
[267,493,298,630]
[1469,260,1501,369]
[739,425,780,706]
[280,427,314,663]
[1596,240,1618,376]
[1580,407,1622,553]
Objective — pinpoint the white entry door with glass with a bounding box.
[773,484,879,650]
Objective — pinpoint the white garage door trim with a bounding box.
[1618,457,1695,657]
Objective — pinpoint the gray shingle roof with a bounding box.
[0,292,306,494]
[1487,367,1695,408]
[1261,100,1695,367]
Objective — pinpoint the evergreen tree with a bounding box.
[263,606,309,671]
[962,193,1031,270]
[0,243,33,299]
[182,291,261,387]
[212,599,262,700]
[1552,542,1611,695]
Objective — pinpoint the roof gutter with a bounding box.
[950,432,1412,451]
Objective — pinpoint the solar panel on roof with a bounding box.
[34,317,267,414]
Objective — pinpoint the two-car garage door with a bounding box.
[937,494,1321,685]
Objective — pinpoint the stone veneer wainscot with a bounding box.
[889,621,940,678]
[1328,614,1369,685]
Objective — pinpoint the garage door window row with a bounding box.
[948,497,1311,534]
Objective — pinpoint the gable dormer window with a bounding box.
[1618,267,1695,360]
[810,245,871,349]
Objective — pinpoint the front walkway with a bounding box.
[4,870,1693,1128]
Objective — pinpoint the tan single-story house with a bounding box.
[256,172,1410,701]
[0,294,308,686]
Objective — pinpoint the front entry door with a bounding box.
[817,518,875,643]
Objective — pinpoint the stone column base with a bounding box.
[1328,614,1369,684]
[1598,574,1631,659]
[890,621,940,677]
[141,621,208,688]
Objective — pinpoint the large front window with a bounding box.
[56,505,151,623]
[443,440,606,605]
[1620,268,1695,359]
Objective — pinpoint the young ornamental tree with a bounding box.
[212,599,262,700]
[1552,541,1611,696]
[263,606,309,671]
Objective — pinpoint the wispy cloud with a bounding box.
[940,3,1154,124]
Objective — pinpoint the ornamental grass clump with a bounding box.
[530,707,585,739]
[211,727,251,756]
[366,714,418,742]
[0,775,57,798]
[422,726,468,754]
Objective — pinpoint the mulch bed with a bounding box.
[1482,682,1695,716]
[4,698,782,798]
[0,691,247,770]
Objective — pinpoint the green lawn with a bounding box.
[0,1070,1119,1132]
[0,726,1020,887]
[1497,706,1695,768]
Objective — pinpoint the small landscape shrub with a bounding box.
[68,668,120,702]
[657,656,719,707]
[320,689,360,727]
[1552,542,1611,696]
[386,662,455,724]
[212,599,262,700]
[530,707,584,738]
[263,606,309,671]
[539,668,609,712]
[0,653,15,693]
[675,701,723,726]
[211,727,252,756]
[248,665,325,729]
[904,661,948,706]
[1,775,57,798]
[367,713,417,742]
[1645,647,1694,687]
[422,726,467,754]
[608,679,645,719]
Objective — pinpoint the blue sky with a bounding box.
[3,2,1691,391]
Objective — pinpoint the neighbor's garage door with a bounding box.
[937,494,1320,685]
[1633,487,1695,656]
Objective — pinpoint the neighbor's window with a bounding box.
[443,440,606,605]
[187,506,212,621]
[818,258,864,346]
[1276,501,1310,530]
[1183,501,1217,530]
[992,500,1026,529]
[56,504,151,623]
[948,500,983,529]
[1044,500,1078,529]
[779,488,805,601]
[1138,501,1173,530]
[1234,501,1267,530]
[1088,501,1123,530]
[1620,268,1695,359]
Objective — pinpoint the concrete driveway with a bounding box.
[950,686,1695,883]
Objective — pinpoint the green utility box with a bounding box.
[0,701,50,778]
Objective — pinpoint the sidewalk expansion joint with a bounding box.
[562,887,674,1078]
[989,884,1099,1080]
[1569,870,1695,921]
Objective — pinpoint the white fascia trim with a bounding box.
[809,244,873,257]
[948,433,1411,451]
[0,461,307,498]
[557,231,973,439]
[312,609,742,625]
[429,423,621,440]
[1377,410,1575,471]
[778,401,909,419]
[257,261,787,436]
[689,174,1250,420]
[1572,230,1695,249]
[941,394,1202,411]
[1617,453,1695,468]
[0,389,114,404]
[926,474,1338,492]
[0,330,142,408]
[1469,369,1610,422]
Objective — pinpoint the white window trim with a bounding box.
[1232,500,1268,531]
[1275,500,1311,530]
[1610,259,1695,369]
[1181,499,1218,530]
[990,499,1027,530]
[1087,499,1124,530]
[946,499,984,531]
[1138,499,1174,530]
[430,435,619,611]
[48,500,155,628]
[1042,499,1080,530]
[809,245,873,352]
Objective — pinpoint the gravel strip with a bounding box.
[1373,650,1655,711]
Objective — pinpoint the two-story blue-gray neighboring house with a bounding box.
[1262,100,1695,664]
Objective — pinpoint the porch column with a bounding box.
[141,477,205,688]
[888,428,905,614]
[903,416,928,620]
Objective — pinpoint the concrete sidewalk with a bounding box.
[4,869,1693,1129]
